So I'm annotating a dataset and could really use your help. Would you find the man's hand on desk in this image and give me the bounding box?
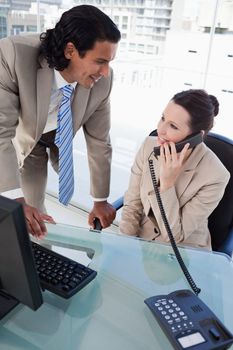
[89,201,116,229]
[15,197,56,239]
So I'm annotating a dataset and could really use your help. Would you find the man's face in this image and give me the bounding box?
[61,40,118,88]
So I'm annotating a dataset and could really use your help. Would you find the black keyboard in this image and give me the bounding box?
[31,242,97,299]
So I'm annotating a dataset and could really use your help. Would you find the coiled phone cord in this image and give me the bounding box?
[148,157,201,296]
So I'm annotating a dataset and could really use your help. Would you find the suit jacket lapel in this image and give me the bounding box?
[146,143,207,200]
[176,143,206,198]
[72,85,90,133]
[36,55,90,139]
[36,57,53,141]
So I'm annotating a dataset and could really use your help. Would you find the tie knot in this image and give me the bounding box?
[61,85,74,99]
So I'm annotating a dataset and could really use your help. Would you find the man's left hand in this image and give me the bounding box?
[88,201,116,229]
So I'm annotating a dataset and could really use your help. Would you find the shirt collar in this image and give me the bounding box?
[54,69,77,90]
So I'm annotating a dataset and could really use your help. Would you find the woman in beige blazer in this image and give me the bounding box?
[119,89,230,250]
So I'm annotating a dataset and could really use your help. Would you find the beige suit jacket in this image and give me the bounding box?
[119,136,230,250]
[0,34,113,198]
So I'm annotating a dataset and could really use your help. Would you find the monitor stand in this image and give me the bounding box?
[0,290,19,319]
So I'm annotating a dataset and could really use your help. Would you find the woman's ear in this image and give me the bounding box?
[64,42,76,59]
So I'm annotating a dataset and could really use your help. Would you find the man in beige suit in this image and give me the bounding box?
[0,5,121,237]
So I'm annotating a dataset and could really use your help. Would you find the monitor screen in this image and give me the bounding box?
[0,195,43,319]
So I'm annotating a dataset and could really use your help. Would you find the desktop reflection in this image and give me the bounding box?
[1,224,232,350]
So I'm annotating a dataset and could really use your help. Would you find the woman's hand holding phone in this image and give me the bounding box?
[159,141,190,193]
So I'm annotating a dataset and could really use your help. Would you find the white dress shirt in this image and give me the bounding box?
[44,70,77,133]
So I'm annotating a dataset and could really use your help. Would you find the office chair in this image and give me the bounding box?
[95,131,233,257]
[204,132,233,256]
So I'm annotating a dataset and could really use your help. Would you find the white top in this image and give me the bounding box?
[44,70,77,133]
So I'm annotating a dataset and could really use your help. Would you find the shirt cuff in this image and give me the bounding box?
[92,197,108,202]
[1,188,24,199]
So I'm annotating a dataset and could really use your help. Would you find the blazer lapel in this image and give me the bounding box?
[35,64,90,140]
[176,168,195,199]
[72,85,90,134]
[35,58,53,141]
[146,143,207,203]
[176,143,206,198]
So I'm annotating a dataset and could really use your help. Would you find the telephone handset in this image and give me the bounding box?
[153,132,203,157]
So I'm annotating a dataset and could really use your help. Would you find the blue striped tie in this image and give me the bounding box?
[55,85,74,205]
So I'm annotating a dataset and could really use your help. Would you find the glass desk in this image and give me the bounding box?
[1,223,233,350]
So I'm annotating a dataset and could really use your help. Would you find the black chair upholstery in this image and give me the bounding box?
[203,132,233,256]
[95,131,233,257]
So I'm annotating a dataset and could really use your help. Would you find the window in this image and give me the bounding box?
[0,16,7,39]
[26,25,37,32]
[1,0,233,213]
[122,15,128,23]
[11,25,24,35]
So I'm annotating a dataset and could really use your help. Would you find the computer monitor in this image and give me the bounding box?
[0,195,43,319]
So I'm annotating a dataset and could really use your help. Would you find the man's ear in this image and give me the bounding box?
[64,42,76,59]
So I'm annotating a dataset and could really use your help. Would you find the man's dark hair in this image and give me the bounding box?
[39,5,121,70]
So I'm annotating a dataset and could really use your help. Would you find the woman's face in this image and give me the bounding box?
[157,100,192,146]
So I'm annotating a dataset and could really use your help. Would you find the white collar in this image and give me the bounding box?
[54,69,77,90]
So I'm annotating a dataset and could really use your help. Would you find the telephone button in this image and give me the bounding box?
[209,327,221,340]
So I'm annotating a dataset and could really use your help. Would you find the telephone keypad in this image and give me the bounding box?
[153,297,193,333]
[145,290,233,350]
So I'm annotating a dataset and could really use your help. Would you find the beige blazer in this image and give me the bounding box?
[119,136,230,250]
[0,34,113,198]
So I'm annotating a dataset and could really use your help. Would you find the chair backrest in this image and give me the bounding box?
[204,132,233,251]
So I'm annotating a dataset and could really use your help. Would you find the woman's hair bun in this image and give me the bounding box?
[209,94,219,117]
